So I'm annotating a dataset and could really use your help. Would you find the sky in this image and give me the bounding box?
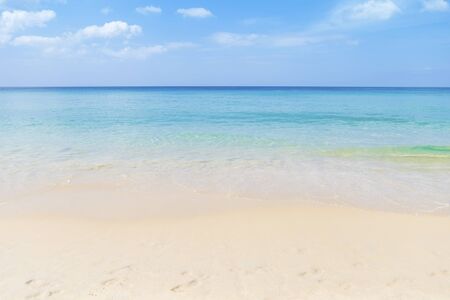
[0,0,449,86]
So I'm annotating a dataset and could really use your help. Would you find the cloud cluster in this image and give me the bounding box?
[10,18,192,59]
[12,34,59,46]
[12,20,141,44]
[76,21,141,39]
[0,9,54,44]
[176,7,213,18]
[10,20,142,56]
[0,3,203,59]
[422,0,449,11]
[136,6,161,15]
[0,0,67,7]
[211,1,400,49]
[346,0,400,20]
[2,1,448,60]
[330,0,401,27]
[210,1,403,50]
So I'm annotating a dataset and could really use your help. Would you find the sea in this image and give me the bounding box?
[1,87,449,214]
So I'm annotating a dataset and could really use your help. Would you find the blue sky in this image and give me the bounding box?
[0,0,449,86]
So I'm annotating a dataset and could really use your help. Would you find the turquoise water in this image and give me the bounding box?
[1,87,449,213]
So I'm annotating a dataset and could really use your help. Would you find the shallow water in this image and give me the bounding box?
[1,87,449,214]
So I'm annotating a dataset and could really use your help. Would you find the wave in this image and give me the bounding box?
[324,146,450,161]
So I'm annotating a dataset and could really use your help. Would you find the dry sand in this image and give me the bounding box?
[1,204,449,299]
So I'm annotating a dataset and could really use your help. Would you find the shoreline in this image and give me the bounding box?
[3,179,450,220]
[1,203,449,299]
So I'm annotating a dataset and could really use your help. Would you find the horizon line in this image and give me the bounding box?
[1,85,450,89]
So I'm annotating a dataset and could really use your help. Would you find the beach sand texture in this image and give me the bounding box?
[1,204,449,300]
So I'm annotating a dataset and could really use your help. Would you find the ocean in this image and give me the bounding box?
[1,87,449,214]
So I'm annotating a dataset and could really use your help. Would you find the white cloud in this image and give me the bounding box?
[211,31,346,48]
[210,2,399,50]
[0,10,54,34]
[211,32,262,46]
[104,42,195,59]
[176,7,213,18]
[136,6,161,15]
[304,0,401,33]
[12,34,60,46]
[12,20,193,59]
[12,20,142,56]
[75,21,141,39]
[211,2,400,50]
[13,21,142,47]
[11,34,66,53]
[422,0,449,11]
[0,9,55,44]
[0,0,66,5]
[335,0,400,22]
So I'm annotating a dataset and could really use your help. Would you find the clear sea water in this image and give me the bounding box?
[1,87,449,214]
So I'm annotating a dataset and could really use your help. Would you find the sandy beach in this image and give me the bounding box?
[1,202,449,300]
[2,0,450,297]
[1,87,450,299]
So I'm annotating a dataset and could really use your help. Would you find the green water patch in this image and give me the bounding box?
[324,146,450,163]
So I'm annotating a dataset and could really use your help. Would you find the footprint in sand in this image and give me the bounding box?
[108,264,133,275]
[99,277,131,289]
[25,279,48,288]
[170,279,199,293]
[298,271,308,277]
[25,292,42,299]
[298,267,322,279]
[170,273,208,293]
[429,269,448,277]
[101,265,134,287]
[88,264,135,296]
[24,279,63,299]
[386,278,400,287]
